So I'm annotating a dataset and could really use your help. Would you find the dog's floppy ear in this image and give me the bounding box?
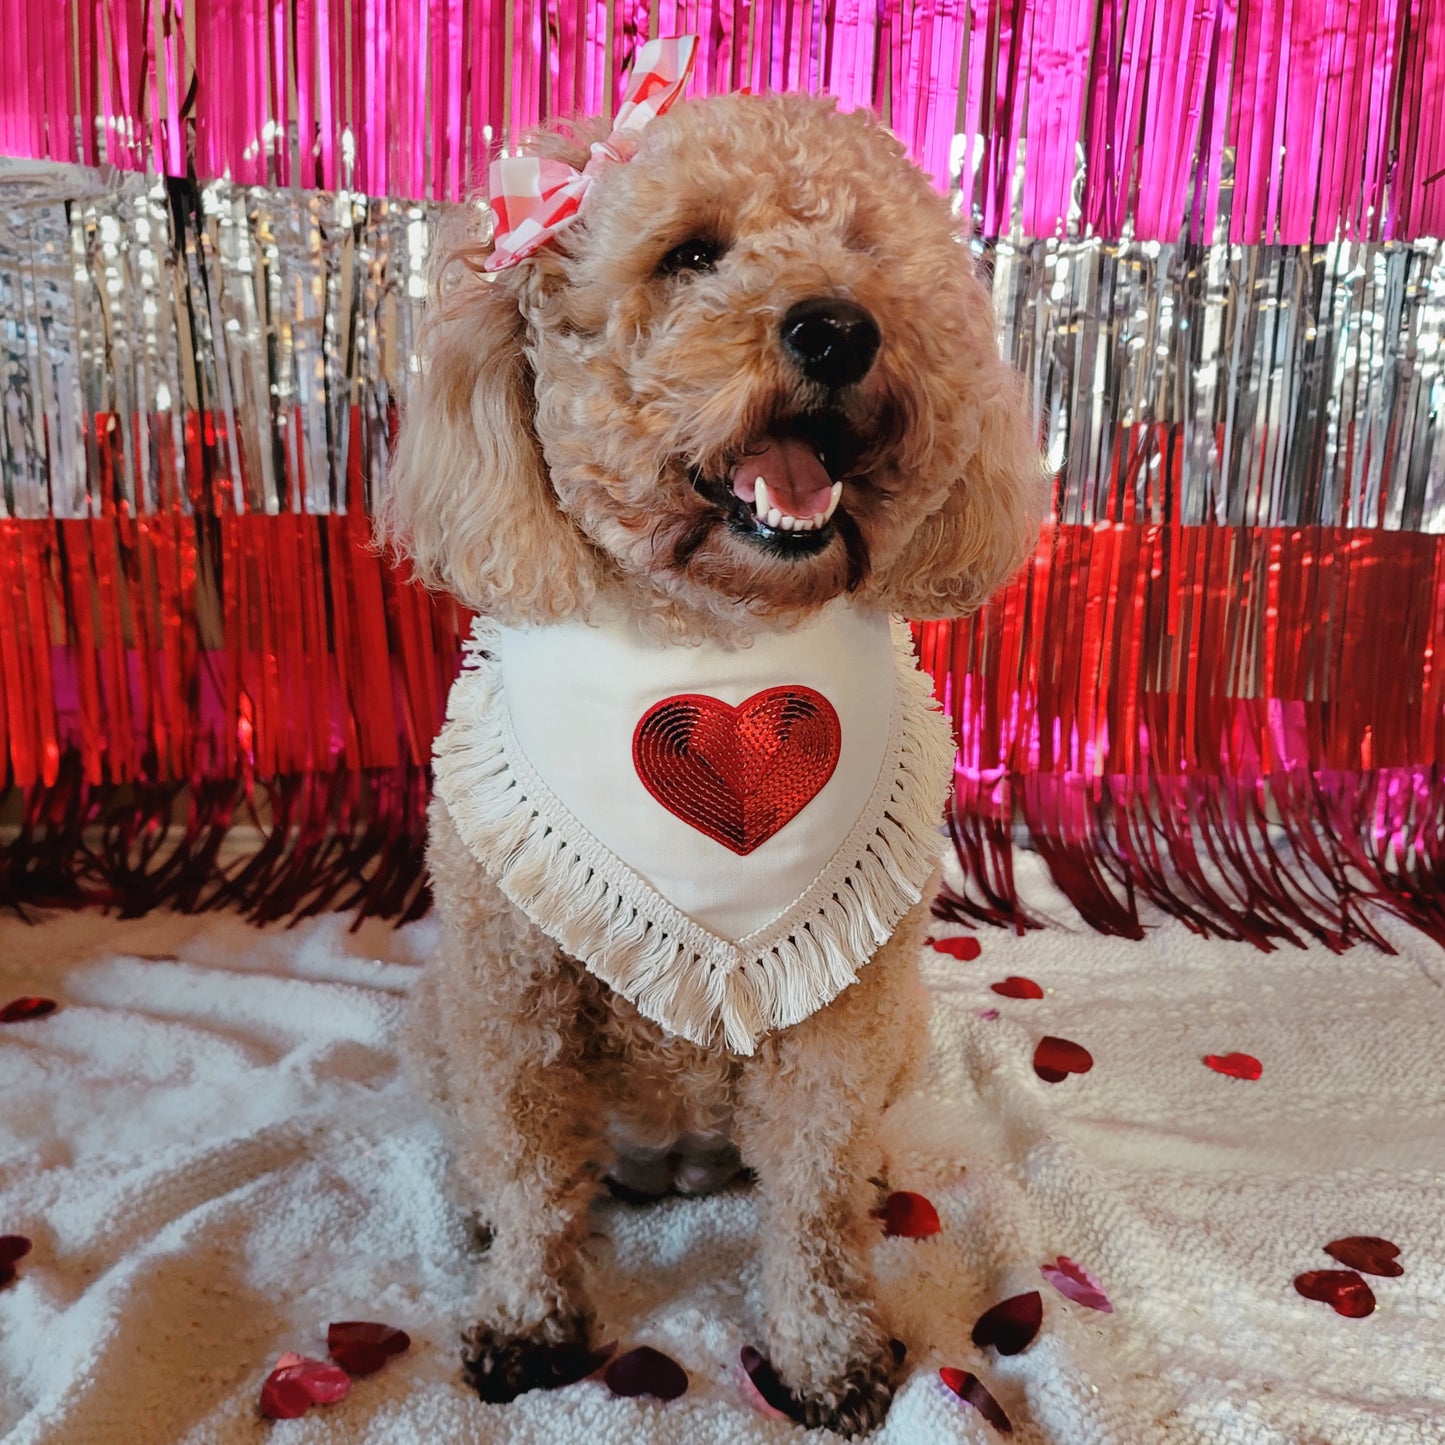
[376,220,600,621]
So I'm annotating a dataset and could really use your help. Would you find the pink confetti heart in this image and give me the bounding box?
[971,1291,1043,1355]
[1203,1052,1262,1080]
[991,976,1044,999]
[876,1190,942,1239]
[931,935,982,961]
[1323,1237,1403,1278]
[1040,1256,1113,1312]
[1033,1036,1093,1083]
[0,997,57,1024]
[259,1353,352,1419]
[939,1368,1013,1433]
[604,1345,688,1401]
[1294,1270,1376,1318]
[327,1321,411,1376]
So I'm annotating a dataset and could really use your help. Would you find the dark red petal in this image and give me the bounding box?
[931,936,982,961]
[939,1368,1013,1433]
[1203,1052,1263,1081]
[0,997,58,1024]
[880,1191,942,1239]
[1323,1237,1403,1277]
[991,977,1045,999]
[971,1291,1043,1355]
[1033,1037,1093,1081]
[1294,1270,1376,1317]
[327,1321,411,1376]
[739,1347,798,1421]
[0,1236,33,1267]
[1041,1256,1113,1312]
[604,1345,688,1401]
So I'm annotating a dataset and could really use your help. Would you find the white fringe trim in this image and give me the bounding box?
[432,616,956,1054]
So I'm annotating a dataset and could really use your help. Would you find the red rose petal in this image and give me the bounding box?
[1324,1237,1403,1277]
[0,997,58,1024]
[1294,1270,1376,1318]
[971,1291,1043,1355]
[1203,1052,1262,1081]
[604,1345,688,1401]
[1033,1037,1093,1082]
[327,1320,412,1376]
[878,1191,942,1239]
[1041,1256,1113,1312]
[931,935,982,961]
[939,1368,1013,1433]
[991,977,1045,999]
[0,1236,33,1267]
[259,1355,352,1419]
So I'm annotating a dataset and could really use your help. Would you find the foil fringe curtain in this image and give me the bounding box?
[2,5,1445,938]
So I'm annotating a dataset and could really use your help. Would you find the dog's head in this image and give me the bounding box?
[380,91,1042,635]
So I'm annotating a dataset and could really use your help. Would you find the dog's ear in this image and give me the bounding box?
[870,343,1045,620]
[376,221,600,620]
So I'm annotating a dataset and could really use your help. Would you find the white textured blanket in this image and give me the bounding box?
[2,856,1443,1444]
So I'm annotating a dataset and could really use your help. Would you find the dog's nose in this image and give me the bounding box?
[780,298,881,390]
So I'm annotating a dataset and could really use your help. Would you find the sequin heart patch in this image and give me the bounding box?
[632,687,841,855]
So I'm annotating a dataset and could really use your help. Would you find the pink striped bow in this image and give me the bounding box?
[485,35,699,272]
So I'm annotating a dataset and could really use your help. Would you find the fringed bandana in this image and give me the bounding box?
[432,605,957,1054]
[485,35,698,271]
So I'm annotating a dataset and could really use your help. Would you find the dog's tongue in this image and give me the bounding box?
[731,437,834,519]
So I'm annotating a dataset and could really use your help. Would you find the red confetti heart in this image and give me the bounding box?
[931,935,982,961]
[259,1353,352,1419]
[1203,1052,1262,1080]
[632,688,839,855]
[939,1368,1013,1434]
[0,1234,32,1289]
[1294,1270,1376,1318]
[327,1321,411,1376]
[971,1291,1043,1355]
[1323,1237,1403,1277]
[1040,1256,1113,1312]
[1033,1037,1093,1083]
[877,1191,942,1239]
[604,1345,688,1401]
[0,997,57,1024]
[991,976,1044,999]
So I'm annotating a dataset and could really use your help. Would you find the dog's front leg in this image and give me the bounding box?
[425,806,605,1403]
[736,930,926,1437]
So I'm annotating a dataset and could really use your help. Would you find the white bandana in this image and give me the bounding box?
[432,603,955,1053]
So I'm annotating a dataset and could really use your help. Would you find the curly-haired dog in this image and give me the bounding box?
[379,39,1040,1437]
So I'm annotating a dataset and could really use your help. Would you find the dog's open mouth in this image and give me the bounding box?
[690,413,864,556]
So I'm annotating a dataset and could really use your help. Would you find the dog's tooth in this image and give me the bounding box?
[792,515,812,532]
[766,507,783,529]
[754,477,771,519]
[821,481,844,523]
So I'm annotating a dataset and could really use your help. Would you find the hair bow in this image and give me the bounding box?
[485,35,699,272]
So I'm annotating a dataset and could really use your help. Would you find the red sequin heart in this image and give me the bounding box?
[931,935,982,961]
[1203,1052,1262,1080]
[1294,1270,1375,1317]
[259,1353,352,1419]
[1324,1237,1403,1277]
[876,1191,942,1238]
[632,688,840,855]
[971,1291,1043,1355]
[939,1368,1013,1433]
[991,976,1044,999]
[1033,1036,1093,1082]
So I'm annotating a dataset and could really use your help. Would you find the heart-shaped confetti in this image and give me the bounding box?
[877,1191,942,1239]
[0,1235,33,1289]
[939,1368,1013,1434]
[1203,1052,1262,1080]
[259,1353,352,1419]
[1294,1270,1376,1318]
[991,977,1044,999]
[1041,1256,1113,1312]
[604,1345,688,1401]
[0,997,57,1024]
[1324,1237,1403,1277]
[327,1321,411,1376]
[1033,1037,1093,1083]
[971,1291,1043,1355]
[931,935,982,961]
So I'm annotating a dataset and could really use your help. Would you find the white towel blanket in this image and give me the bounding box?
[2,855,1443,1444]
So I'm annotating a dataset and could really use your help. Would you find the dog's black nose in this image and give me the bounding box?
[781,298,881,390]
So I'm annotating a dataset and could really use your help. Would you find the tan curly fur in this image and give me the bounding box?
[380,88,1042,1436]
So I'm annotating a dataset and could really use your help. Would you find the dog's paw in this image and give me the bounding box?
[796,1359,897,1439]
[460,1318,603,1404]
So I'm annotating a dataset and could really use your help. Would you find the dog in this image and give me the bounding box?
[378,38,1040,1437]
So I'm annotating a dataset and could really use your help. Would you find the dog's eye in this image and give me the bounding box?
[656,238,723,278]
